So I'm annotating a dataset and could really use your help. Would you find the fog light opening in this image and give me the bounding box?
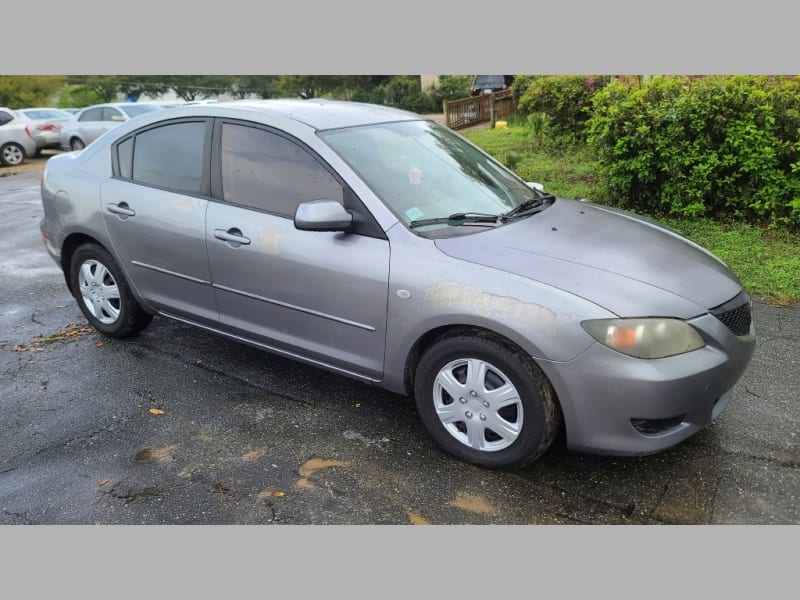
[630,415,685,436]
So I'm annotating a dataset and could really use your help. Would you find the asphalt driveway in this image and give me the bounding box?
[1,168,798,524]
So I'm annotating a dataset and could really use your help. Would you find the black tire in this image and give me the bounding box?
[70,137,85,151]
[69,242,153,338]
[413,330,561,470]
[0,142,26,166]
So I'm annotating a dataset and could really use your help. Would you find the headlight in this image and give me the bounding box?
[581,318,705,359]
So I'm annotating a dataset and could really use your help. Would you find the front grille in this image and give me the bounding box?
[711,298,752,336]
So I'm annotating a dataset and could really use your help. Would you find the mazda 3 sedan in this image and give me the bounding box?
[39,100,756,469]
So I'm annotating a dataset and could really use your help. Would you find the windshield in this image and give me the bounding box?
[474,75,505,86]
[319,120,539,231]
[120,104,162,118]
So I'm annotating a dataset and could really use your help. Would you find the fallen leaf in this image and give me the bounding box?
[212,482,231,495]
[355,403,361,408]
[96,342,104,348]
[12,345,26,352]
[407,511,431,525]
[98,479,111,487]
[271,491,285,497]
[450,493,496,515]
[148,408,165,415]
[298,458,350,479]
[241,449,265,461]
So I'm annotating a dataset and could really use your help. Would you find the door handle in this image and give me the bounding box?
[107,202,136,217]
[214,228,251,246]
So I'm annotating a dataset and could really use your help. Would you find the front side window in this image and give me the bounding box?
[131,121,206,194]
[102,107,125,122]
[220,123,343,217]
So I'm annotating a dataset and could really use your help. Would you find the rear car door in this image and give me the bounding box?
[101,118,218,323]
[205,119,390,380]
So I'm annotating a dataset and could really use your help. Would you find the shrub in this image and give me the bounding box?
[352,76,438,114]
[587,75,800,228]
[510,75,540,102]
[518,75,610,141]
[436,75,472,101]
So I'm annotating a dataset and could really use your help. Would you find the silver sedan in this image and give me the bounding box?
[39,100,756,469]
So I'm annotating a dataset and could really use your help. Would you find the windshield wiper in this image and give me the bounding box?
[503,193,556,219]
[409,212,505,229]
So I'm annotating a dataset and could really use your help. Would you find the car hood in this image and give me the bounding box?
[434,198,743,319]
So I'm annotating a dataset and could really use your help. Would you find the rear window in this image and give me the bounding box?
[21,109,71,120]
[120,104,162,118]
[474,75,505,86]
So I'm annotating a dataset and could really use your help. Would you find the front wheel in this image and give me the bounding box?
[69,242,153,338]
[0,142,26,166]
[413,331,561,470]
[70,137,85,151]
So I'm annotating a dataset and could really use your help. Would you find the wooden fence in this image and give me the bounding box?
[443,90,517,130]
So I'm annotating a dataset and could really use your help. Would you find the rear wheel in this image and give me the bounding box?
[0,142,26,166]
[70,137,85,151]
[413,331,561,470]
[69,242,153,338]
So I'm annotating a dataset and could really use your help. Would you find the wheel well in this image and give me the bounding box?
[403,325,534,398]
[60,233,100,294]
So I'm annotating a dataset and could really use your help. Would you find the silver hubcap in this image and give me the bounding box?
[433,358,523,452]
[2,145,23,165]
[72,139,84,150]
[78,259,121,324]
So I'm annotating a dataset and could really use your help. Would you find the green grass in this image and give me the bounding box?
[463,125,800,306]
[463,127,603,201]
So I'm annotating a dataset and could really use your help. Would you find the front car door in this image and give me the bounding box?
[76,107,106,144]
[102,118,218,323]
[205,119,390,380]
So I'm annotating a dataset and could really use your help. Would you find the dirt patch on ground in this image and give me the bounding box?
[0,151,60,178]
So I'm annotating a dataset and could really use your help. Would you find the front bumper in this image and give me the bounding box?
[539,311,756,455]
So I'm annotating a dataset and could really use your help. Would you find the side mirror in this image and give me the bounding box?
[294,199,353,232]
[526,181,544,192]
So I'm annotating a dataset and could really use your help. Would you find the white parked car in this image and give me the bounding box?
[58,102,165,151]
[0,118,36,166]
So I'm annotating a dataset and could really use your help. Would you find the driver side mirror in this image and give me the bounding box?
[294,199,353,232]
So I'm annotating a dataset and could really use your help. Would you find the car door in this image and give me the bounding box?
[205,119,390,380]
[75,107,106,144]
[101,118,219,323]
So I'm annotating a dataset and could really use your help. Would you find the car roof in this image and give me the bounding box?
[218,99,421,130]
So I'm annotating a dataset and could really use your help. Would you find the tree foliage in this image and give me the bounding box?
[0,76,66,107]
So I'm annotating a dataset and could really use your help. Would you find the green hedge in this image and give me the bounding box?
[587,76,800,228]
[517,75,610,141]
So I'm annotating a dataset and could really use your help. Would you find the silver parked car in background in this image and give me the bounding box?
[0,115,37,166]
[39,100,756,469]
[59,102,165,151]
[15,108,75,155]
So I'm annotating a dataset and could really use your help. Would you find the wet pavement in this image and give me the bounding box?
[1,169,798,524]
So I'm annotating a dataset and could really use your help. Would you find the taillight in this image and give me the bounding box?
[24,125,32,138]
[37,123,56,131]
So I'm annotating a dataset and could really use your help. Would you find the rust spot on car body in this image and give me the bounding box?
[423,282,558,335]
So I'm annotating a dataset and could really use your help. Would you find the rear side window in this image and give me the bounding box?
[132,122,206,194]
[220,123,343,217]
[117,137,133,179]
[0,111,13,126]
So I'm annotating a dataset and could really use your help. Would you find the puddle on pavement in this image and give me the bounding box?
[407,511,431,525]
[134,445,178,464]
[296,458,350,489]
[450,493,496,515]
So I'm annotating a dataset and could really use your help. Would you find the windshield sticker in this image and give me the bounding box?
[408,167,423,185]
[405,206,424,221]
